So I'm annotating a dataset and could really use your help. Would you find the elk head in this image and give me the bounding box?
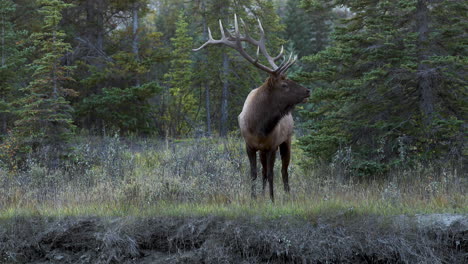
[266,75,310,108]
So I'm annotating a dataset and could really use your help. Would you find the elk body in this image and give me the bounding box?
[194,15,310,202]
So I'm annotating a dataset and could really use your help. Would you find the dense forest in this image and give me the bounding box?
[0,0,466,176]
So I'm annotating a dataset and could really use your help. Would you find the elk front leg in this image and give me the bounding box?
[279,141,291,193]
[260,151,267,196]
[246,145,257,199]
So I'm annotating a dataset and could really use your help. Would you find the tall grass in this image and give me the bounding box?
[0,135,466,218]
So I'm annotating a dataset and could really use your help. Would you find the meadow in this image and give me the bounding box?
[1,135,466,219]
[0,136,466,263]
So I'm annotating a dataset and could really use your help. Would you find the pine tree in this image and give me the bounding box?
[299,0,466,176]
[13,0,75,165]
[164,11,197,136]
[0,0,29,136]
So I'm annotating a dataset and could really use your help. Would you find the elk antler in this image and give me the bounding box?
[193,14,297,75]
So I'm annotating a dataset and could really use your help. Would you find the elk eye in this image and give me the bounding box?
[281,84,287,89]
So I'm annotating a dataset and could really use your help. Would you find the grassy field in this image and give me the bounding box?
[0,135,466,219]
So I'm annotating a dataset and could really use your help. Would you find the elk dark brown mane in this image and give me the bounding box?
[194,15,310,202]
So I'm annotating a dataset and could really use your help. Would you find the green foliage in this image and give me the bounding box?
[69,1,168,135]
[298,0,466,176]
[0,0,30,136]
[283,0,332,58]
[164,11,197,136]
[10,0,75,167]
[78,82,162,134]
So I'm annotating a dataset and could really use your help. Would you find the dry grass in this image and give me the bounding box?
[1,213,466,263]
[0,135,466,218]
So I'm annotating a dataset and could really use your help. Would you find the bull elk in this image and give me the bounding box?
[193,15,310,202]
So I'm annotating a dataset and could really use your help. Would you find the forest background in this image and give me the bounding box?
[0,0,466,180]
[0,2,466,262]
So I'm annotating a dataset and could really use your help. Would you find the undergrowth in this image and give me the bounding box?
[0,135,466,219]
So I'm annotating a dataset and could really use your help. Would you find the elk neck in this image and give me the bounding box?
[245,79,295,137]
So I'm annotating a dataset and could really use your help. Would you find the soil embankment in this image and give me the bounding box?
[0,214,466,263]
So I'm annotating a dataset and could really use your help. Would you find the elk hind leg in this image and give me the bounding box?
[246,145,257,199]
[279,141,291,193]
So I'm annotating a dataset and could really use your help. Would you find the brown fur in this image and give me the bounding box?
[238,74,310,202]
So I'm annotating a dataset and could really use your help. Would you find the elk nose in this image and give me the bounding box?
[306,89,311,96]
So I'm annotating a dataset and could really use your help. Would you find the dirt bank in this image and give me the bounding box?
[0,214,466,263]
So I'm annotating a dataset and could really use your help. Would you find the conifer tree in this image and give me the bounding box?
[299,0,466,176]
[164,11,196,136]
[0,0,28,136]
[13,0,75,163]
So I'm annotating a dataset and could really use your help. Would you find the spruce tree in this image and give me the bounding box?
[0,0,28,136]
[299,0,466,176]
[164,11,196,136]
[13,0,75,165]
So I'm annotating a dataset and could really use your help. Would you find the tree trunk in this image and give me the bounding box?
[416,0,435,127]
[132,3,139,57]
[86,0,95,46]
[201,0,211,136]
[205,83,211,137]
[52,30,58,99]
[1,12,4,66]
[1,12,5,134]
[88,0,103,53]
[1,115,5,135]
[86,0,105,132]
[132,2,140,86]
[220,53,229,137]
